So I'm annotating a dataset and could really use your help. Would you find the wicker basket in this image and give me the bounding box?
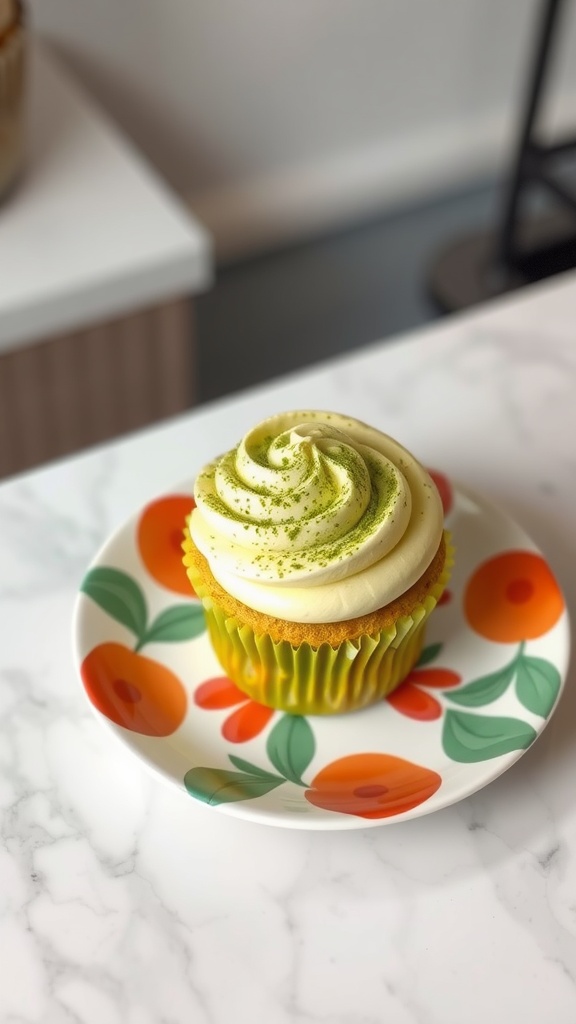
[0,0,26,201]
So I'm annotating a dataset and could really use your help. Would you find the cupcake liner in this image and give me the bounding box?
[184,537,453,715]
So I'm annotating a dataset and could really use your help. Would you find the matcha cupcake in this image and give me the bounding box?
[183,411,452,715]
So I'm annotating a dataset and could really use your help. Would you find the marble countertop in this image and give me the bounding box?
[1,270,575,1023]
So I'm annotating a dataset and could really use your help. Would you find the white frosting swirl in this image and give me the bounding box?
[190,411,443,623]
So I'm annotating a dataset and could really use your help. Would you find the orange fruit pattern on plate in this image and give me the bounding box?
[137,494,194,596]
[305,752,441,819]
[81,642,187,736]
[464,550,564,643]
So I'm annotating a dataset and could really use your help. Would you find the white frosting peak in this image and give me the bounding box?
[190,412,443,622]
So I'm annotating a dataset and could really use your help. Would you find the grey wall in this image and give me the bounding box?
[30,1,576,259]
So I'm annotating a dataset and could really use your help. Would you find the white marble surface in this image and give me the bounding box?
[1,270,576,1023]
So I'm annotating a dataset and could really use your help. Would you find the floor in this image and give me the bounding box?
[195,178,500,404]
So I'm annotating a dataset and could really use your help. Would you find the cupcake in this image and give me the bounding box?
[183,411,452,715]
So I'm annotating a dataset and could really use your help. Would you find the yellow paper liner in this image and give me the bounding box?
[184,535,453,716]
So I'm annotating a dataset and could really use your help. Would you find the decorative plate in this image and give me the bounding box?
[72,474,570,830]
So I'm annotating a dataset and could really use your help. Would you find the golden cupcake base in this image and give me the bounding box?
[184,535,453,716]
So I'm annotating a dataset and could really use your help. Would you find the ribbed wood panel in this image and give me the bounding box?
[0,297,195,478]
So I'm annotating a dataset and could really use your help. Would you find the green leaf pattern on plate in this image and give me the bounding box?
[184,766,285,805]
[417,643,444,667]
[82,566,205,650]
[444,659,517,708]
[138,604,206,649]
[442,710,537,763]
[82,567,148,641]
[266,715,315,786]
[437,642,561,762]
[228,755,286,781]
[516,656,561,717]
[183,724,318,806]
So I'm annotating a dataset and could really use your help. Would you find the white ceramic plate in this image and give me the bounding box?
[72,476,570,830]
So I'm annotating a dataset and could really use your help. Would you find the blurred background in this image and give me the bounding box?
[2,0,576,476]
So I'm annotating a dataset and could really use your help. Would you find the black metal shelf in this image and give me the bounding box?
[429,0,576,312]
